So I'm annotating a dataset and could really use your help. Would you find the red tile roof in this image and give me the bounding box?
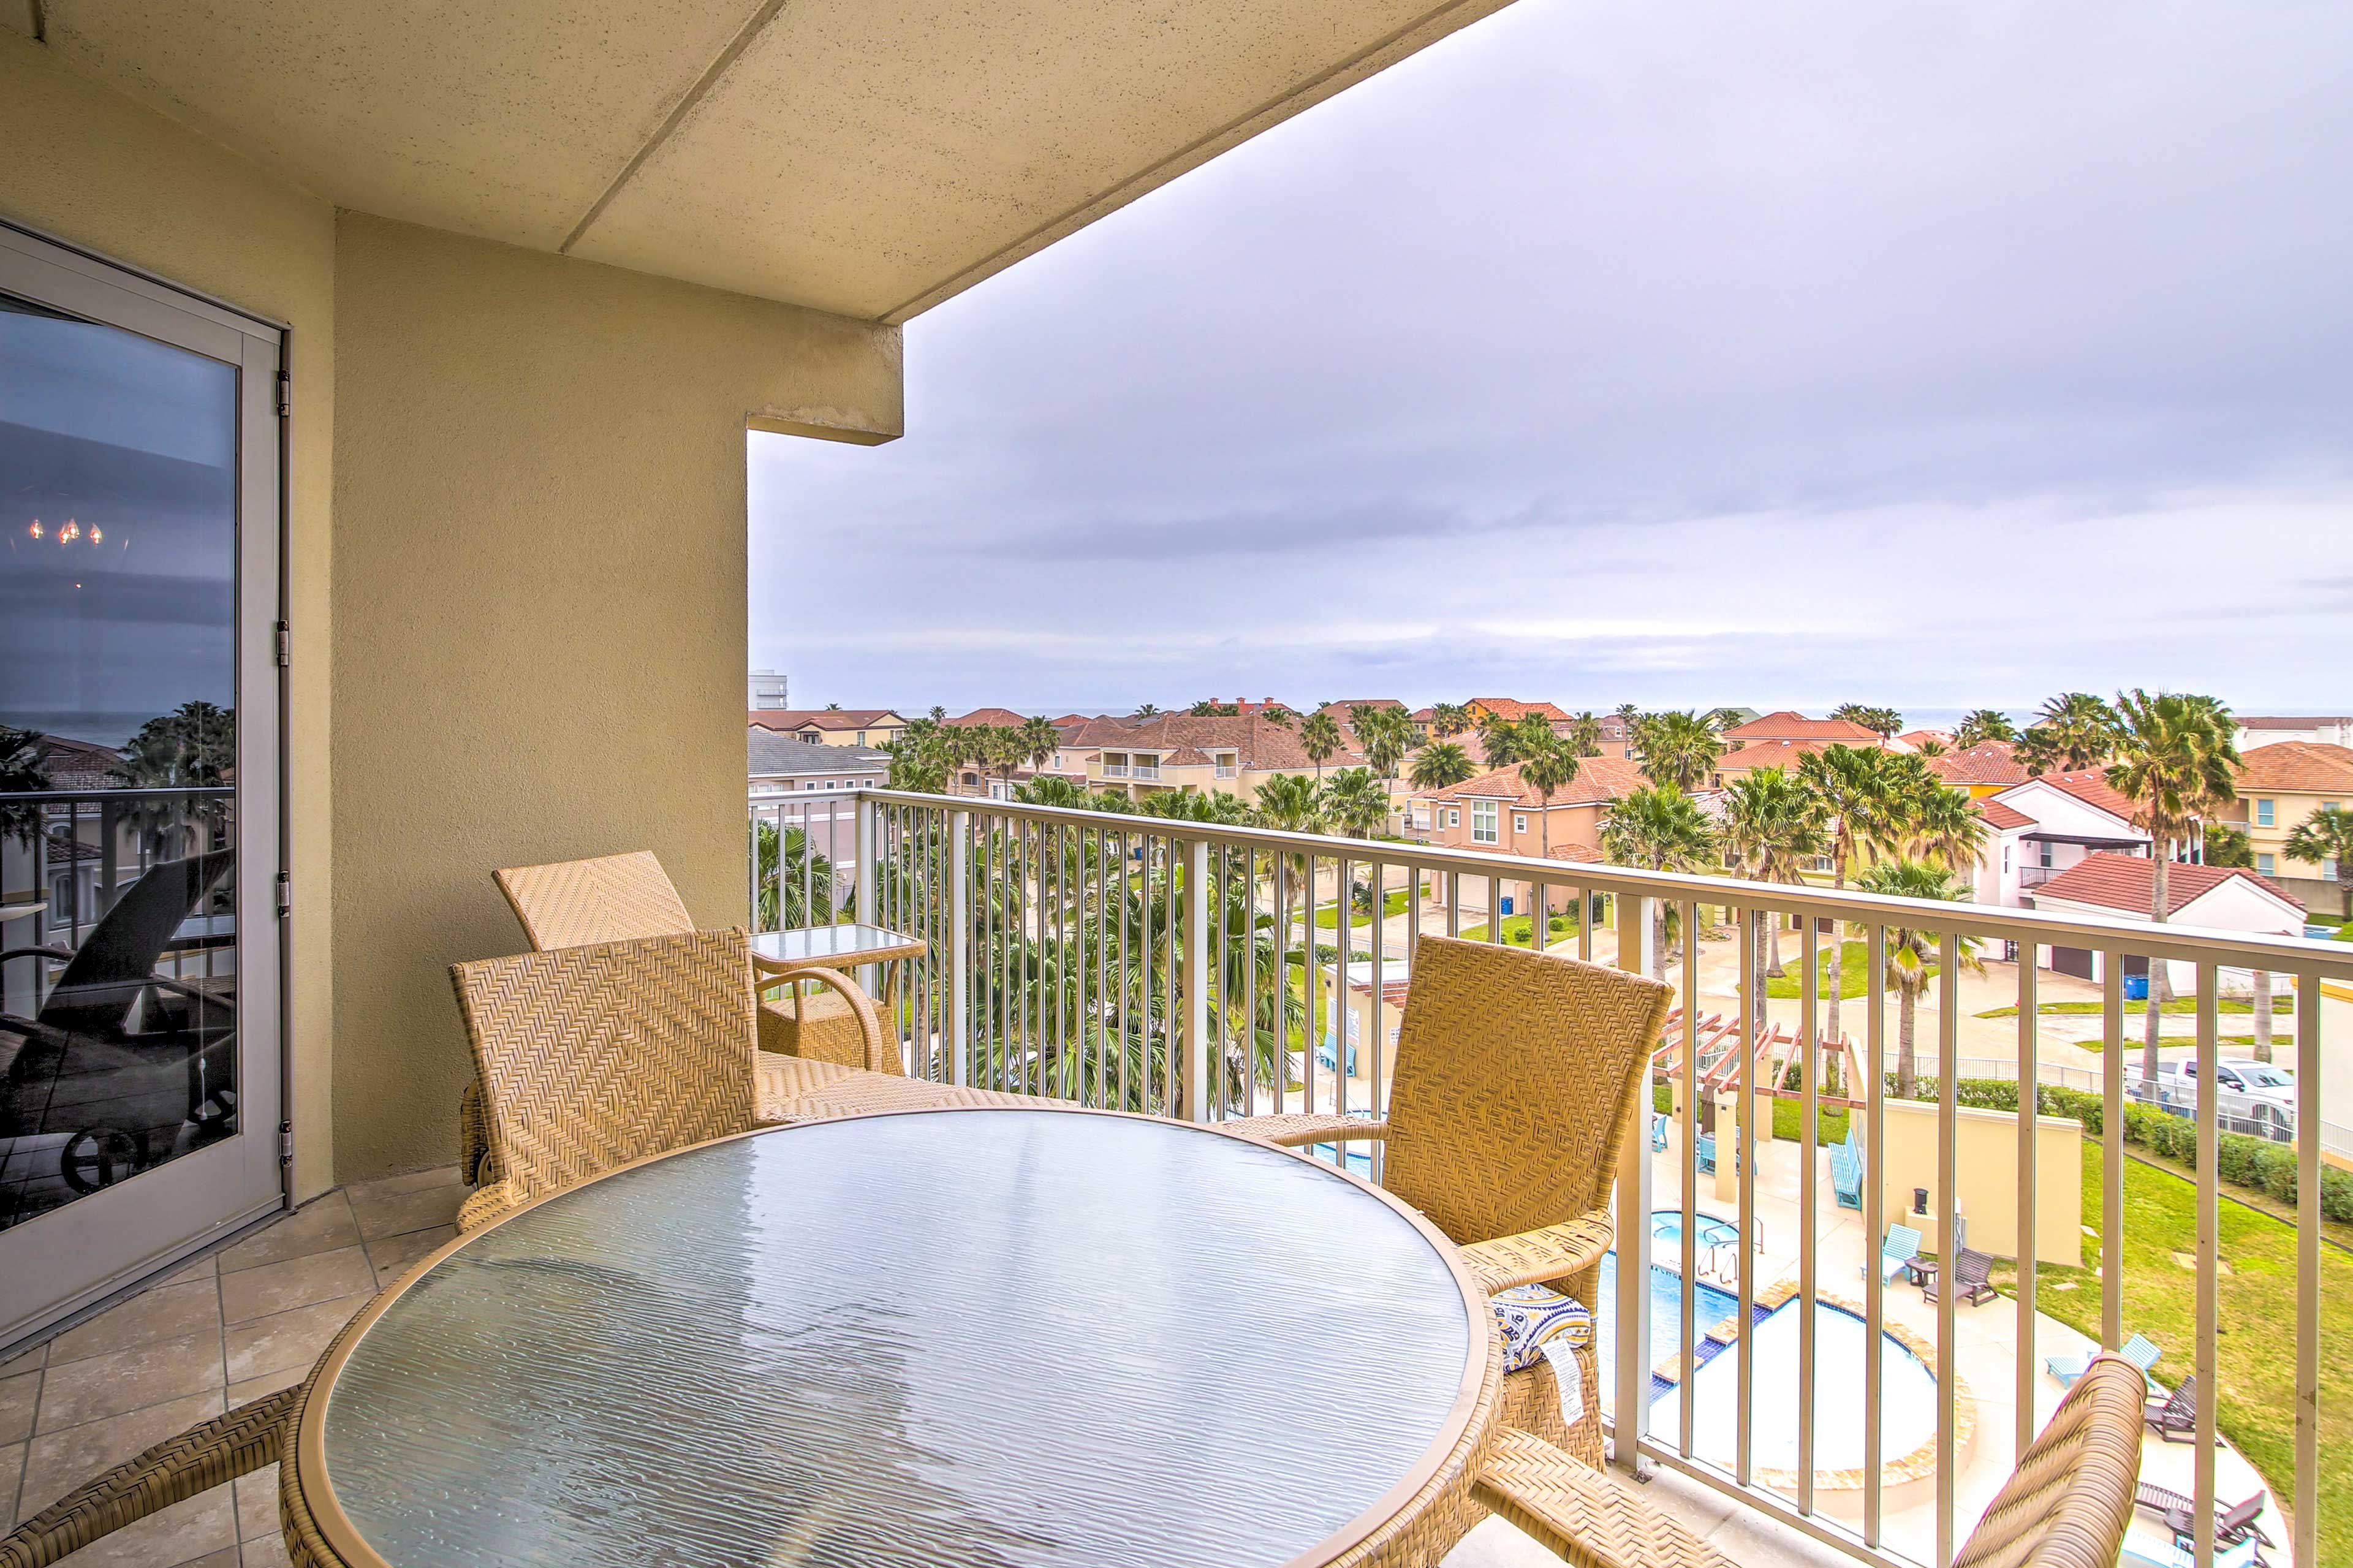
[2235,741,2353,795]
[1471,698,1573,724]
[1927,741,2031,787]
[2031,852,2302,921]
[748,708,903,732]
[1976,800,2034,831]
[2240,715,2353,729]
[1715,738,1833,773]
[1417,756,1647,808]
[2028,769,2142,822]
[1898,729,1953,748]
[945,707,1030,728]
[1065,713,1364,772]
[1721,710,1882,743]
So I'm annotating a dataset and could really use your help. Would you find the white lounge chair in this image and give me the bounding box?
[2049,1332,2159,1387]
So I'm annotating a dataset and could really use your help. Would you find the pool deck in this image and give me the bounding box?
[1623,1123,2280,1565]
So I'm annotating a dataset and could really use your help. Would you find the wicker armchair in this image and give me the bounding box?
[1226,935,1673,1470]
[463,850,897,1183]
[1471,1352,2146,1568]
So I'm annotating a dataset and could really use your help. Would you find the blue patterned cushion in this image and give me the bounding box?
[1491,1284,1593,1373]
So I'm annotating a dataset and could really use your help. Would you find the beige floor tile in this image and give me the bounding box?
[189,1552,242,1568]
[345,1165,460,1203]
[0,1369,36,1445]
[216,1197,359,1277]
[365,1225,455,1286]
[20,1391,224,1516]
[54,1487,238,1568]
[233,1466,278,1540]
[2,1438,22,1528]
[225,1363,309,1408]
[349,1183,464,1243]
[223,1296,370,1385]
[241,1529,294,1568]
[219,1249,373,1327]
[36,1329,225,1433]
[48,1281,223,1366]
[158,1252,220,1286]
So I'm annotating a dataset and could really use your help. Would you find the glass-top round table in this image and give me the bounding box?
[286,1109,1495,1568]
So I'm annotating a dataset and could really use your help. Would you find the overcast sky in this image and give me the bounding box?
[749,0,2352,722]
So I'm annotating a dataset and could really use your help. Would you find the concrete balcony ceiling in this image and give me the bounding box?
[9,0,1516,322]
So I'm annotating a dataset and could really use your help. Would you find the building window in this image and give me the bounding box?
[2257,853,2276,876]
[1472,800,1499,844]
[2256,798,2275,828]
[2324,857,2340,881]
[2002,846,2010,874]
[855,732,867,746]
[2038,841,2053,869]
[1514,814,1529,835]
[1447,809,1460,829]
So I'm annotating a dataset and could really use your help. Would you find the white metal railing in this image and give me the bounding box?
[749,787,2346,1568]
[1101,763,1130,778]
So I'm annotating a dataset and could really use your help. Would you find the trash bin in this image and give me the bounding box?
[1499,896,1514,915]
[2123,974,2150,1002]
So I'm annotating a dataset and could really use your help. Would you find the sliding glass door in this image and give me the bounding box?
[0,223,284,1346]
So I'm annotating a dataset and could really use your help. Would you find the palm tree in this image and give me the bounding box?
[1518,738,1579,865]
[1599,784,1718,979]
[1017,715,1061,775]
[0,724,45,849]
[2284,804,2353,922]
[1321,767,1390,839]
[2015,692,2120,775]
[2106,689,2238,1082]
[1252,772,1325,914]
[882,734,948,794]
[753,820,837,928]
[1430,702,1472,739]
[113,702,236,854]
[1830,703,1903,740]
[1902,781,1990,873]
[1563,711,1604,759]
[1955,709,2018,746]
[1851,858,1983,1098]
[1796,744,1904,1045]
[1298,711,1343,781]
[1476,713,1531,767]
[1632,710,1725,793]
[1409,741,1475,792]
[1914,738,1948,758]
[1352,706,1413,782]
[1133,703,1162,719]
[1718,767,1827,990]
[1012,775,1095,811]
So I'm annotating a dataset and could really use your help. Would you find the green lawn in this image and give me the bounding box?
[1457,911,1581,949]
[1977,998,2294,1019]
[1764,940,1879,999]
[1313,887,1411,929]
[1990,1143,2351,1565]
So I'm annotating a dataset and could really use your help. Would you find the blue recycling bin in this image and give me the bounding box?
[2123,974,2150,1002]
[1499,896,1514,915]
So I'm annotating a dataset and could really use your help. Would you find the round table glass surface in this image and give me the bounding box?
[314,1110,1479,1568]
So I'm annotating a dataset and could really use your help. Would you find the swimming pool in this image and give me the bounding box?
[1588,1257,1946,1477]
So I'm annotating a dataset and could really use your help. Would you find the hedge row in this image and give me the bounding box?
[1650,1074,2353,1221]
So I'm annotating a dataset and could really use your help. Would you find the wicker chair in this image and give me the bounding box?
[1472,1352,2146,1568]
[461,850,900,1183]
[1226,935,1673,1471]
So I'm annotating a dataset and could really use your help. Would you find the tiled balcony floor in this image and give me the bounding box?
[1,1169,463,1568]
[0,1165,1828,1568]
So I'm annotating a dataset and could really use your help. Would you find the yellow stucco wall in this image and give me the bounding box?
[1881,1100,2083,1268]
[1,32,341,1199]
[330,214,901,1178]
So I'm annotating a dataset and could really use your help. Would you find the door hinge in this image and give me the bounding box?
[274,621,290,668]
[276,371,291,419]
[275,871,292,918]
[279,1121,294,1167]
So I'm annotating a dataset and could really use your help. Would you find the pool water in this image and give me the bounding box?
[1590,1257,1944,1475]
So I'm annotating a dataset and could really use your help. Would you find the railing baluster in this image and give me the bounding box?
[2194,961,2219,1567]
[1798,910,1819,1517]
[947,807,970,1088]
[1935,931,1959,1568]
[1863,922,1886,1548]
[1303,853,1318,1126]
[1677,905,1700,1461]
[2102,958,2123,1349]
[1737,906,1758,1491]
[1184,836,1209,1123]
[2014,952,2037,1464]
[1612,889,1654,1477]
[2293,969,2320,1568]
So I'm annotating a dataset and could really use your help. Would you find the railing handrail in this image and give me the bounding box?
[839,787,2353,977]
[1,787,235,803]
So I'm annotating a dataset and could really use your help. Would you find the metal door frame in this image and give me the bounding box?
[0,219,289,1347]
